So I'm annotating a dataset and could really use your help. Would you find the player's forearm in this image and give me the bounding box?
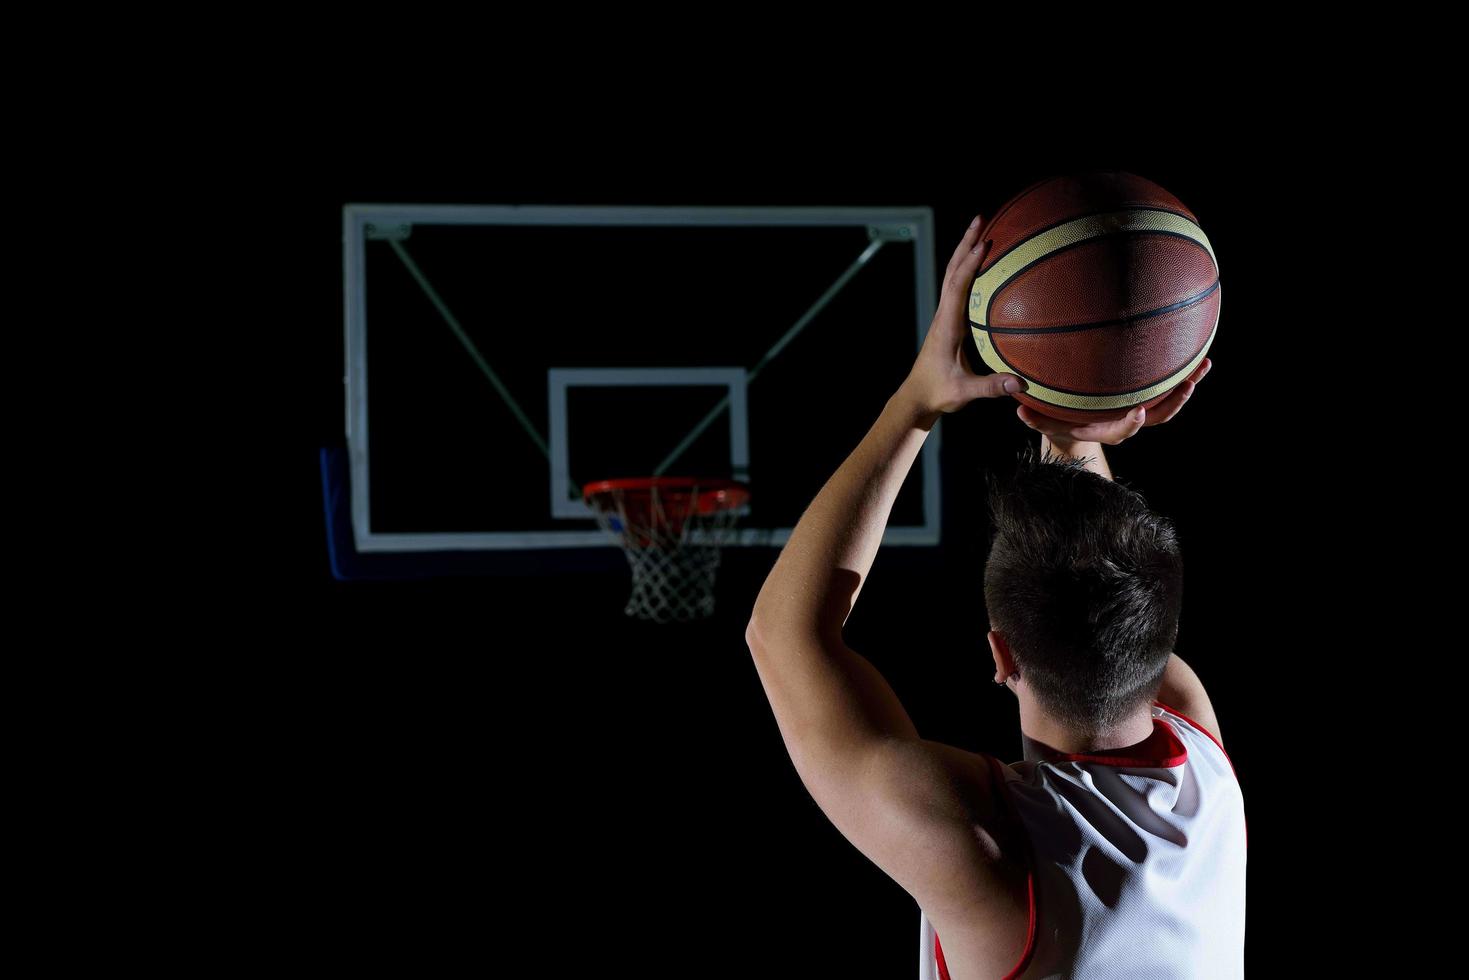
[1041,435,1112,481]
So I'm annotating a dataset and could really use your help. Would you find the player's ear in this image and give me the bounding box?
[988,629,1015,685]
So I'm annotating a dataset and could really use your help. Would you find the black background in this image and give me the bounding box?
[211,114,1390,975]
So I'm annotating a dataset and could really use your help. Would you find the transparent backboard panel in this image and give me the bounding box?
[344,206,941,555]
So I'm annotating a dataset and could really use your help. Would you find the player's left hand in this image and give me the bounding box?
[900,214,1027,416]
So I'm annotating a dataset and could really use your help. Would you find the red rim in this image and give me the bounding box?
[582,477,750,514]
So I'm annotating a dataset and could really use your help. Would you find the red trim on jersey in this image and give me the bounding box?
[934,754,1038,980]
[1152,699,1247,849]
[1151,700,1232,773]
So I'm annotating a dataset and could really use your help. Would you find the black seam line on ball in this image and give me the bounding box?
[982,206,1204,271]
[982,175,1059,239]
[979,278,1221,337]
[985,230,1215,330]
[977,316,1217,401]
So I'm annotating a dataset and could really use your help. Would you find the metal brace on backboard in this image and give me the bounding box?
[365,222,413,241]
[867,223,917,242]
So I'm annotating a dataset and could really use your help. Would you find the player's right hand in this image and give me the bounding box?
[1016,358,1212,447]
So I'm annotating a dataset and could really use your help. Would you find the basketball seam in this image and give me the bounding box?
[983,311,1217,401]
[980,278,1221,336]
[982,174,1061,245]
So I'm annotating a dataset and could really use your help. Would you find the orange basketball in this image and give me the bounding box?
[968,171,1219,424]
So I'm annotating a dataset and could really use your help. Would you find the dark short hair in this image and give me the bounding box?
[983,444,1183,734]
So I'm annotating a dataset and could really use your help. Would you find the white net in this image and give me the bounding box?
[584,481,747,623]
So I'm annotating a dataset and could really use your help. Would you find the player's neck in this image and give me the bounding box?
[1018,703,1155,761]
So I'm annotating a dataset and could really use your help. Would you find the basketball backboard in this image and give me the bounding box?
[328,205,945,578]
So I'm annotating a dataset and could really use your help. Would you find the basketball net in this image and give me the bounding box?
[582,478,750,623]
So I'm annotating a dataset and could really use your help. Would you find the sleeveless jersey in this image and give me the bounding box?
[918,700,1247,979]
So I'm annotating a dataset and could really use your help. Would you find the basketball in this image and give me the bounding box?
[968,171,1219,424]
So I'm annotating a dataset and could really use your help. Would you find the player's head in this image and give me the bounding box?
[982,444,1183,735]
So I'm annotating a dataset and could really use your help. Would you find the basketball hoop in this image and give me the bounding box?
[582,477,751,623]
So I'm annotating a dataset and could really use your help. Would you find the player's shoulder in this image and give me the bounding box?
[887,740,1025,850]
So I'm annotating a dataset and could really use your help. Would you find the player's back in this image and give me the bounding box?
[920,700,1247,979]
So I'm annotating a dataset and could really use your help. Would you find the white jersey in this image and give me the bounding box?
[919,700,1247,979]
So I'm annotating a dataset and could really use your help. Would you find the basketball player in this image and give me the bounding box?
[745,215,1237,978]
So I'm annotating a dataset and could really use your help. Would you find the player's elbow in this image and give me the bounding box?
[744,616,763,653]
[746,615,783,657]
